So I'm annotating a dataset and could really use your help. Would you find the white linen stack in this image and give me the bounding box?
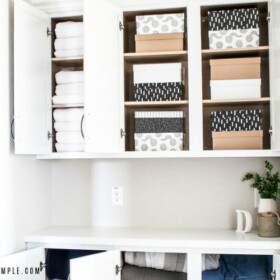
[54,21,84,58]
[53,70,84,105]
[53,108,85,152]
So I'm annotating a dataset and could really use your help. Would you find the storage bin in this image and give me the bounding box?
[134,83,184,101]
[135,111,184,134]
[133,63,184,101]
[211,110,262,132]
[212,130,263,150]
[208,8,259,31]
[134,63,183,84]
[210,79,261,100]
[208,8,259,49]
[135,33,184,52]
[210,57,260,80]
[209,28,259,49]
[136,13,185,35]
[134,133,184,151]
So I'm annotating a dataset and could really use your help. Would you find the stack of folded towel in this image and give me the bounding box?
[53,108,85,152]
[54,21,84,58]
[53,70,84,105]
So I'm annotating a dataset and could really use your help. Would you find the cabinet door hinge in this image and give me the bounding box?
[48,131,54,140]
[267,12,271,22]
[120,128,126,138]
[47,27,53,36]
[269,126,273,136]
[115,265,122,275]
[119,21,125,31]
[39,261,47,272]
[271,270,276,280]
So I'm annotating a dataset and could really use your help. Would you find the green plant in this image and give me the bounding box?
[242,160,280,200]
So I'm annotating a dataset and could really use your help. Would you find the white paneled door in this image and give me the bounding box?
[0,248,45,280]
[70,250,122,280]
[269,0,280,150]
[14,0,52,154]
[84,0,124,153]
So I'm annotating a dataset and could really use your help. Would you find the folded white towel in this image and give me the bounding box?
[53,108,84,122]
[54,48,84,58]
[54,122,81,132]
[56,83,84,96]
[54,37,84,51]
[56,71,84,85]
[52,95,84,105]
[55,143,85,152]
[56,132,84,144]
[55,21,83,39]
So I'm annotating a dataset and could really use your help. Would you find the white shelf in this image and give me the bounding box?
[25,226,280,253]
[36,150,280,160]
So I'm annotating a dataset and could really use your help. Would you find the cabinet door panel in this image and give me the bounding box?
[14,0,52,154]
[70,250,121,280]
[269,0,280,150]
[0,248,45,280]
[84,0,124,153]
[273,253,280,279]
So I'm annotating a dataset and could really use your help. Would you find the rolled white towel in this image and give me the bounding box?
[55,21,83,39]
[56,71,84,85]
[54,37,83,51]
[53,108,84,122]
[55,143,84,152]
[56,83,84,95]
[54,121,81,132]
[56,132,84,144]
[52,95,84,105]
[54,48,84,58]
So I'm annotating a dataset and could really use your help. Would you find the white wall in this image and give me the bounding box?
[52,158,280,230]
[0,0,53,257]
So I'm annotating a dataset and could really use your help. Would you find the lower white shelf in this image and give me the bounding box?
[25,226,280,254]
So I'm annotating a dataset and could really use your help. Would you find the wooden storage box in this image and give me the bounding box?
[210,57,261,80]
[212,130,263,150]
[135,33,184,53]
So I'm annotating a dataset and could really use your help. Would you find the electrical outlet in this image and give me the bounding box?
[111,187,123,206]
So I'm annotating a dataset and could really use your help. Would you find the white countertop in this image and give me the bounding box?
[25,226,280,254]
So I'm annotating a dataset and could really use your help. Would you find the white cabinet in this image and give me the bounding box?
[13,0,280,158]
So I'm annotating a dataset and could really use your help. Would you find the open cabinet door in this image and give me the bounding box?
[84,0,124,153]
[70,250,122,280]
[273,253,280,279]
[269,0,280,150]
[14,0,52,154]
[0,248,45,280]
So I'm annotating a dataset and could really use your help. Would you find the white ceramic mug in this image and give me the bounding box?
[236,209,253,233]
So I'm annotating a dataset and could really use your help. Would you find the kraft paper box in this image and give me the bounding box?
[210,57,260,80]
[135,33,184,52]
[212,130,263,150]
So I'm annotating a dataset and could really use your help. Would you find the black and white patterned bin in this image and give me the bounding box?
[208,8,259,49]
[211,109,262,132]
[133,63,184,102]
[134,111,184,151]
